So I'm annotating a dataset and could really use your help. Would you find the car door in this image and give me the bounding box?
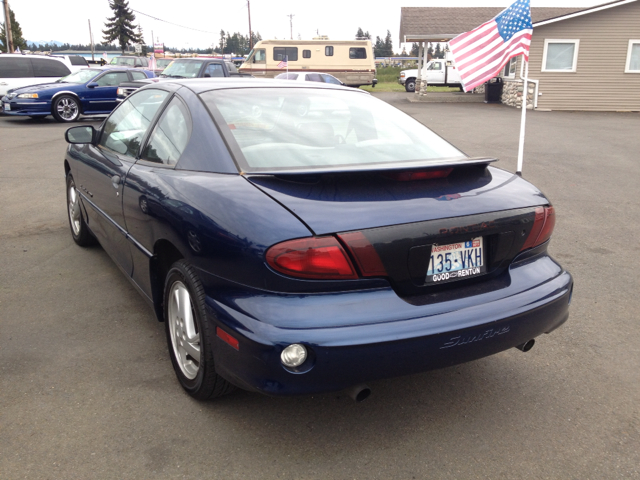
[82,70,131,113]
[75,88,171,275]
[426,61,445,84]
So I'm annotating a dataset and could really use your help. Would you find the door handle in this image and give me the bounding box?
[111,174,121,189]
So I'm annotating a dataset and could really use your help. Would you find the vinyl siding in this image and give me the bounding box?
[527,1,640,111]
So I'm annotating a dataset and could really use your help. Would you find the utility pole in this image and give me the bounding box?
[247,0,253,50]
[3,0,15,53]
[88,19,95,61]
[287,14,294,40]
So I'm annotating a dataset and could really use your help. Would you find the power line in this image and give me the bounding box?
[131,8,217,34]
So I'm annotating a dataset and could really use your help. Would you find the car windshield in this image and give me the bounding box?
[160,60,204,78]
[110,57,136,66]
[157,59,173,68]
[57,69,100,84]
[200,88,466,173]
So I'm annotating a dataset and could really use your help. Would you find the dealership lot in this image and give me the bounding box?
[1,95,639,478]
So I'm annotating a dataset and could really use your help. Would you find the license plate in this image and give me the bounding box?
[4,103,10,111]
[426,237,486,284]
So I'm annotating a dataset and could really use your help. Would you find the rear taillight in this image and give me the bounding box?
[337,231,388,277]
[521,206,556,251]
[266,237,358,280]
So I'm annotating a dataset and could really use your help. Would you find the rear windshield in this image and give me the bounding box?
[200,88,465,173]
[69,56,89,66]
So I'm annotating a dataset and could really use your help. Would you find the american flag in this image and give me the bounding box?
[277,56,288,69]
[449,0,532,92]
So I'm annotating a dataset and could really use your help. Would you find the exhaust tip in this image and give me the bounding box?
[345,384,371,403]
[516,339,535,352]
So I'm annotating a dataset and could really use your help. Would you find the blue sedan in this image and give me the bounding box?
[1,67,155,122]
[63,79,573,402]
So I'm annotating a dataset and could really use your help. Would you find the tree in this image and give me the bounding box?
[434,43,443,59]
[383,30,393,56]
[102,0,143,54]
[137,26,147,56]
[410,43,419,56]
[0,8,28,52]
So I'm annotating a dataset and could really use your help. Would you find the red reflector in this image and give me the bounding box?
[383,168,453,181]
[216,327,239,350]
[337,231,388,277]
[266,237,358,280]
[521,206,556,251]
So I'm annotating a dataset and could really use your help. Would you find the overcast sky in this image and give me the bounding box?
[11,0,605,51]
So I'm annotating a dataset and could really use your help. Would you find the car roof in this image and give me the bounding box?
[0,53,66,62]
[141,78,366,94]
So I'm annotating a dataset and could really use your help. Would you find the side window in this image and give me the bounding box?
[302,50,311,59]
[349,48,367,59]
[31,58,70,77]
[502,57,517,78]
[624,40,639,73]
[69,56,88,66]
[305,73,323,82]
[0,57,33,78]
[131,71,147,80]
[273,47,298,62]
[253,49,266,63]
[95,72,130,86]
[205,63,224,77]
[325,46,334,56]
[142,96,192,166]
[99,89,169,158]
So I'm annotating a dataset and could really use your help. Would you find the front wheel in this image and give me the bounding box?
[52,95,80,122]
[164,260,235,400]
[405,79,416,93]
[66,174,96,246]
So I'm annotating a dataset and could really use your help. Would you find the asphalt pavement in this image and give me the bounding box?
[1,96,639,479]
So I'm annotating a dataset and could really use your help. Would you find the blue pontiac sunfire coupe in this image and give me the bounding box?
[1,67,154,122]
[63,79,573,401]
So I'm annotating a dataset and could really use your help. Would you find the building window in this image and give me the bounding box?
[274,47,298,62]
[542,39,579,72]
[625,40,640,73]
[502,57,517,78]
[325,46,334,56]
[303,49,311,59]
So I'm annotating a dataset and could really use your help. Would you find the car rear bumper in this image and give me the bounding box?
[204,254,573,396]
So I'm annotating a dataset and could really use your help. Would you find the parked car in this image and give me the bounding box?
[275,71,345,85]
[399,58,463,92]
[107,55,149,68]
[1,67,154,122]
[0,54,71,98]
[63,79,572,401]
[152,57,174,76]
[50,54,90,72]
[115,58,253,101]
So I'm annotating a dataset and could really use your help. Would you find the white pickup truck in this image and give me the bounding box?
[398,60,463,92]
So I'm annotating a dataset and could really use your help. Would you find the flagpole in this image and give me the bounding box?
[516,58,529,176]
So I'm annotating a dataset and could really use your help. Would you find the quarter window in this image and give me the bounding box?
[542,40,579,72]
[325,46,334,56]
[99,89,169,158]
[274,47,298,62]
[625,40,640,73]
[142,96,192,166]
[131,71,147,80]
[349,48,367,59]
[302,50,311,59]
[31,58,70,77]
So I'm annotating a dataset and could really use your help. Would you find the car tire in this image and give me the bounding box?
[405,79,416,93]
[164,260,235,400]
[52,95,80,122]
[66,173,97,246]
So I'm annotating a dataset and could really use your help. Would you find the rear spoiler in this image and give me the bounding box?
[241,157,497,176]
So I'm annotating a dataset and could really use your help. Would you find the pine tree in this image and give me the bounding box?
[0,8,28,52]
[373,36,384,57]
[356,27,364,39]
[427,43,434,59]
[102,0,143,54]
[410,43,419,56]
[383,30,393,56]
[434,43,442,59]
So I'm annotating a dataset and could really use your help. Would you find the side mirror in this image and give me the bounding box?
[87,82,99,88]
[65,125,97,144]
[203,73,211,78]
